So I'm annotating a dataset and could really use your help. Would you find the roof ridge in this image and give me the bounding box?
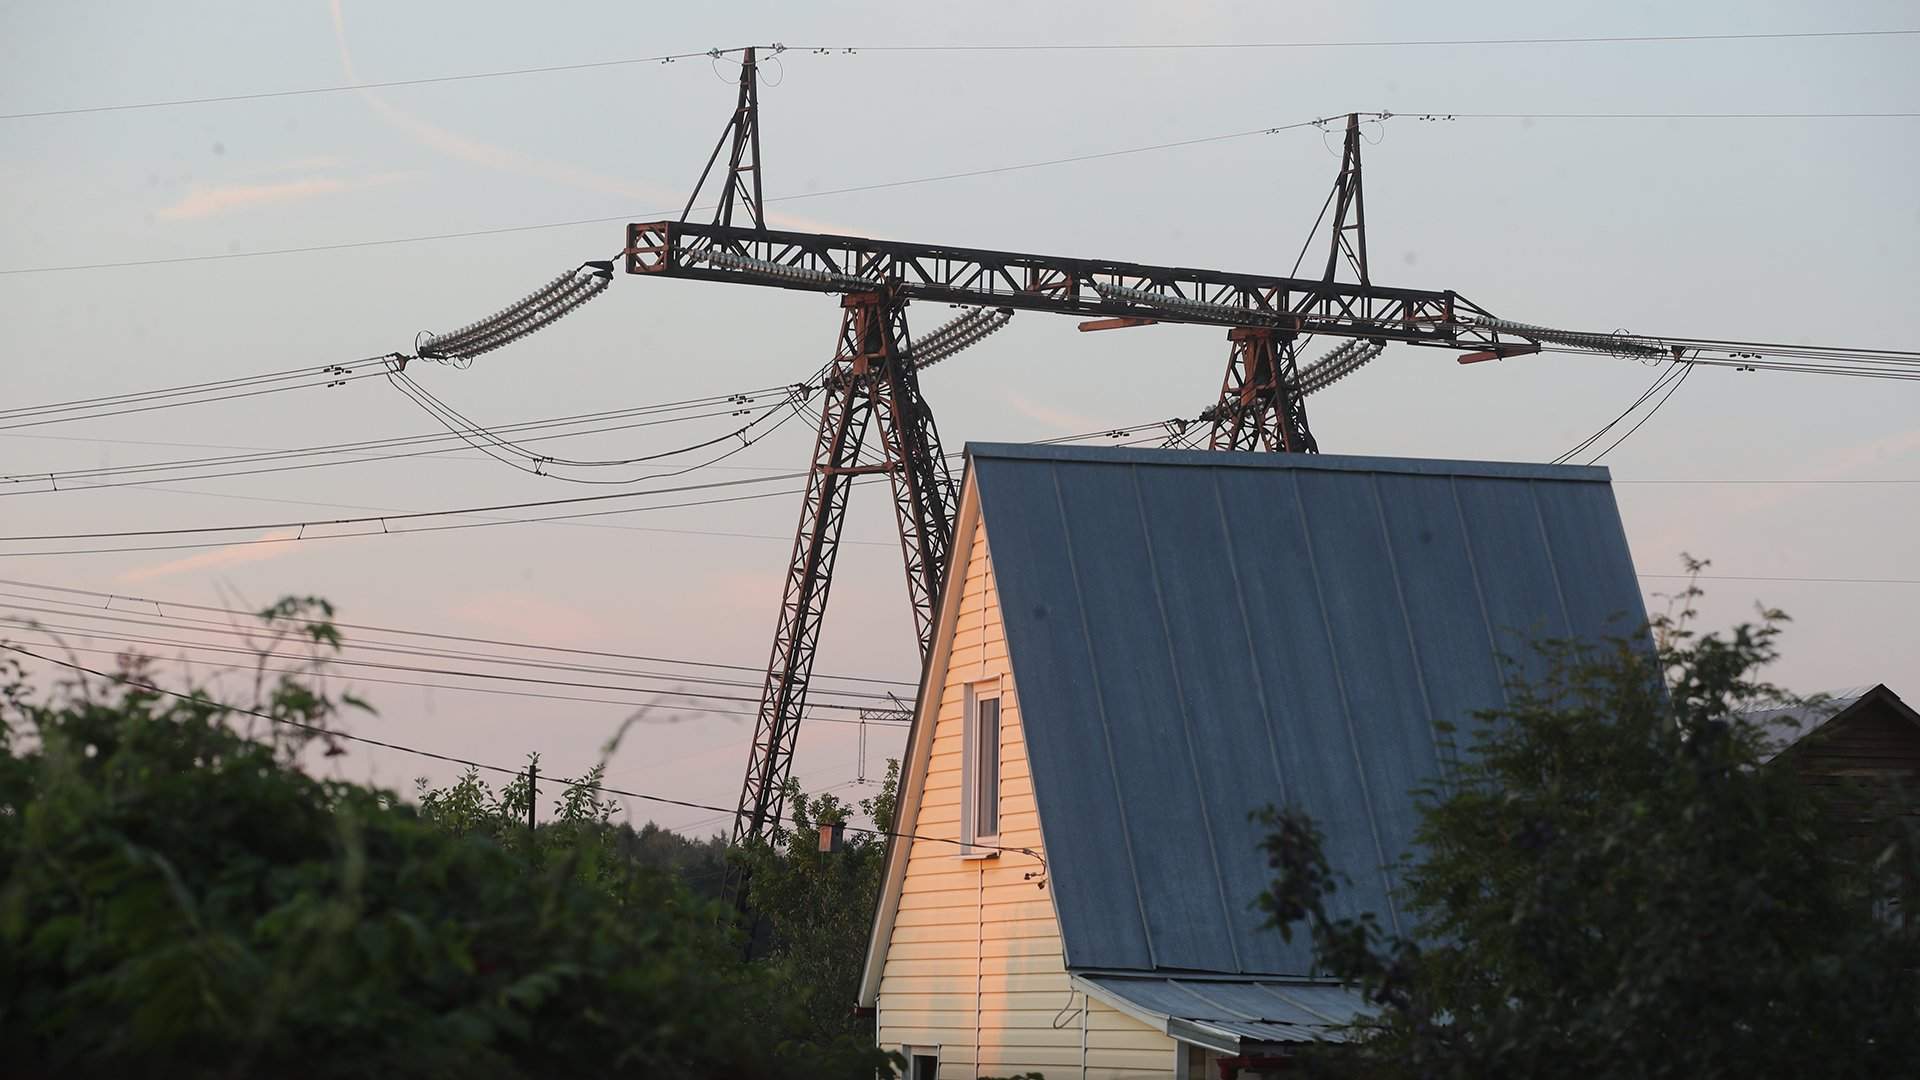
[965,441,1613,482]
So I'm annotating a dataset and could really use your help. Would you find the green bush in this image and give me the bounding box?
[1256,584,1920,1078]
[0,642,888,1078]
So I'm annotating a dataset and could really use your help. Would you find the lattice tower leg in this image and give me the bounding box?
[1206,326,1318,453]
[730,290,955,855]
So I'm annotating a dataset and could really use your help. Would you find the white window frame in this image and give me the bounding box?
[905,1044,940,1080]
[960,680,1002,857]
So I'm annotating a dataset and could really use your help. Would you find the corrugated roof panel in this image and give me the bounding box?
[1079,974,1370,1049]
[971,444,1648,977]
[1531,478,1650,641]
[1131,467,1313,976]
[1054,461,1244,972]
[1369,472,1513,762]
[1209,466,1399,965]
[972,456,1155,971]
[1451,475,1575,689]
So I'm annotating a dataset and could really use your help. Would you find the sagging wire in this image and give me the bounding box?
[1586,361,1695,464]
[1553,360,1696,465]
[384,362,822,486]
[1,389,790,497]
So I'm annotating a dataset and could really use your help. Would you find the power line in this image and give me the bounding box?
[1611,478,1920,485]
[383,363,818,485]
[50,480,899,549]
[0,644,1036,866]
[0,357,401,431]
[9,103,1917,278]
[0,468,805,542]
[0,355,390,421]
[0,468,925,558]
[817,30,1920,52]
[0,604,900,704]
[5,400,1125,495]
[0,424,1164,556]
[0,577,915,686]
[5,636,908,724]
[0,116,1356,277]
[1,388,793,496]
[1554,363,1687,465]
[25,425,1903,484]
[9,29,1915,123]
[0,44,774,121]
[1640,573,1920,587]
[0,621,890,714]
[1587,362,1695,464]
[1416,110,1920,121]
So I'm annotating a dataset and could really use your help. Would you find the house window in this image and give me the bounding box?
[906,1046,939,1080]
[963,685,1001,851]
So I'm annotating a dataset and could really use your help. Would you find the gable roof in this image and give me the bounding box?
[969,443,1649,977]
[1746,684,1917,763]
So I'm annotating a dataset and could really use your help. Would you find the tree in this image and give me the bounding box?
[1257,580,1920,1078]
[0,609,890,1078]
[413,765,731,901]
[738,762,899,1043]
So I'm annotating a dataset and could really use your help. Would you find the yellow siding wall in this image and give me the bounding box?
[877,521,1178,1078]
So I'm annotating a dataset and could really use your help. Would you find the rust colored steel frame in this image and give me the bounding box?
[731,289,957,848]
[1207,327,1317,452]
[679,47,766,231]
[626,221,1503,350]
[1323,113,1370,286]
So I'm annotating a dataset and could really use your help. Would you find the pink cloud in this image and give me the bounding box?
[157,173,406,221]
[1002,391,1103,435]
[116,531,302,583]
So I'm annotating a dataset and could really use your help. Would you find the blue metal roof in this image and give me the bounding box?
[1077,973,1369,1050]
[968,443,1648,977]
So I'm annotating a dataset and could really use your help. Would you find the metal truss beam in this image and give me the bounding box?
[627,223,1502,351]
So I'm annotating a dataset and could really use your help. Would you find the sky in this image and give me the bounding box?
[2,1,1916,836]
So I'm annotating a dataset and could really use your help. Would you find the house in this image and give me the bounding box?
[858,443,1650,1078]
[1752,684,1920,839]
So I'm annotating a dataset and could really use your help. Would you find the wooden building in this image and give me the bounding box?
[858,443,1649,1078]
[1756,684,1920,839]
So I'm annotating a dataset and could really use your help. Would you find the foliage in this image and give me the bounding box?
[1255,571,1920,1078]
[0,607,890,1078]
[738,762,899,1043]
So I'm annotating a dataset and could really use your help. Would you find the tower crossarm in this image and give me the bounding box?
[627,220,1502,350]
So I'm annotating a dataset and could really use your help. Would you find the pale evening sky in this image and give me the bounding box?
[2,1,1916,834]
